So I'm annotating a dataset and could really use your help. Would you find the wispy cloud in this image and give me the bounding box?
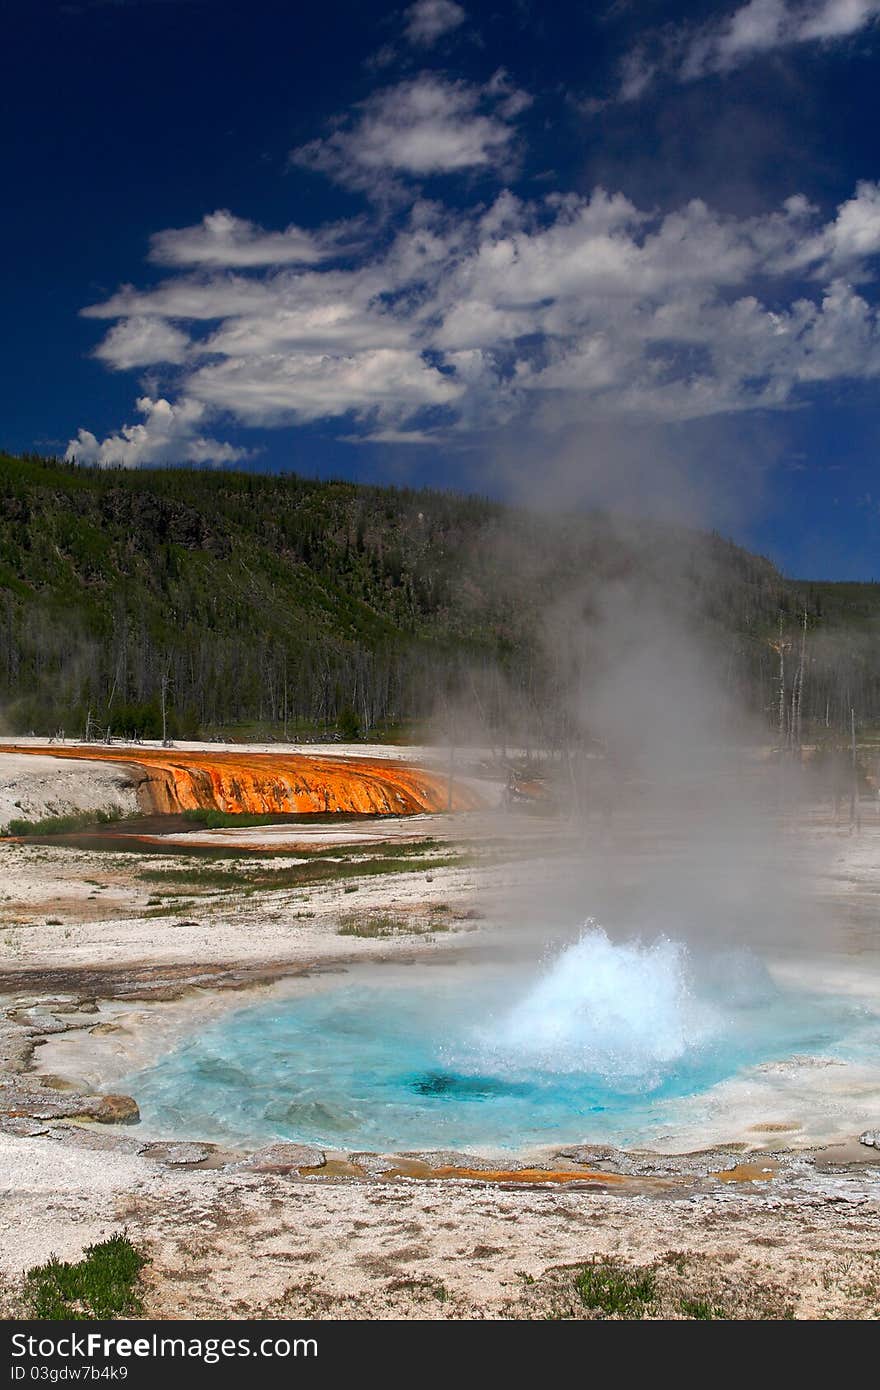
[619,0,880,100]
[403,0,466,48]
[149,209,357,268]
[340,427,445,445]
[291,72,530,194]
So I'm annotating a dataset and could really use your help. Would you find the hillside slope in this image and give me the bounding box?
[0,452,875,739]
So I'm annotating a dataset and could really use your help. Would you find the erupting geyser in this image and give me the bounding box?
[123,925,874,1153]
[454,925,721,1088]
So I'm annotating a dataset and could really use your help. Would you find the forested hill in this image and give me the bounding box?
[1,451,878,741]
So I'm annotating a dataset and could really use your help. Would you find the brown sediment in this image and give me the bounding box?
[301,1159,368,1179]
[385,1164,629,1184]
[0,744,484,817]
[0,958,327,1001]
[713,1162,777,1183]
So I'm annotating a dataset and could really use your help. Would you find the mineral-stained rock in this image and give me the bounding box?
[9,1013,70,1036]
[139,1141,214,1166]
[44,1123,144,1153]
[0,1080,139,1125]
[344,1152,404,1177]
[0,1023,33,1072]
[400,1149,502,1171]
[555,1145,620,1169]
[859,1130,880,1149]
[554,1144,750,1178]
[0,1116,50,1137]
[240,1142,325,1173]
[90,1094,140,1124]
[0,1080,84,1119]
[344,1149,507,1177]
[35,1073,83,1092]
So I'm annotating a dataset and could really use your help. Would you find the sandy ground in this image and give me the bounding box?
[0,834,511,970]
[1,744,879,1318]
[2,1127,879,1319]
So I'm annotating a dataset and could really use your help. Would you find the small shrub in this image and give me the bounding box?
[337,707,361,741]
[23,1233,147,1320]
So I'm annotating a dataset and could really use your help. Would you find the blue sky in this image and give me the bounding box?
[4,0,880,577]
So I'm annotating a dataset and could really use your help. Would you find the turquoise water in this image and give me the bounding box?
[123,928,876,1152]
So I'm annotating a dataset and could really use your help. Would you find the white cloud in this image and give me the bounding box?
[199,300,411,357]
[149,209,346,268]
[186,348,462,426]
[82,275,274,321]
[69,182,880,462]
[403,0,466,47]
[291,73,526,190]
[800,0,880,36]
[620,0,880,98]
[484,67,534,120]
[65,396,248,468]
[821,180,880,269]
[341,428,443,444]
[618,47,658,102]
[766,182,880,277]
[93,316,190,370]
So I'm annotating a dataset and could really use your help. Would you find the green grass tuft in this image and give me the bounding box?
[138,842,469,894]
[181,809,285,829]
[5,808,124,837]
[337,910,449,937]
[680,1298,728,1319]
[23,1233,147,1320]
[575,1260,656,1318]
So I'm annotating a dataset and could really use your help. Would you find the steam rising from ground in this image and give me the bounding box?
[431,505,842,966]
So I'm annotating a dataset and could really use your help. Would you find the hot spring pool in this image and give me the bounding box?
[121,927,880,1152]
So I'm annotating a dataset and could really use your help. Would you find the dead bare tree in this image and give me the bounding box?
[769,617,792,750]
[160,660,173,747]
[791,608,807,753]
[850,706,861,833]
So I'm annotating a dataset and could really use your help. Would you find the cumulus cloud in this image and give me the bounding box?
[93,316,190,369]
[65,396,248,468]
[811,180,880,273]
[69,182,880,463]
[403,0,466,47]
[149,209,349,268]
[620,0,880,98]
[291,72,527,191]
